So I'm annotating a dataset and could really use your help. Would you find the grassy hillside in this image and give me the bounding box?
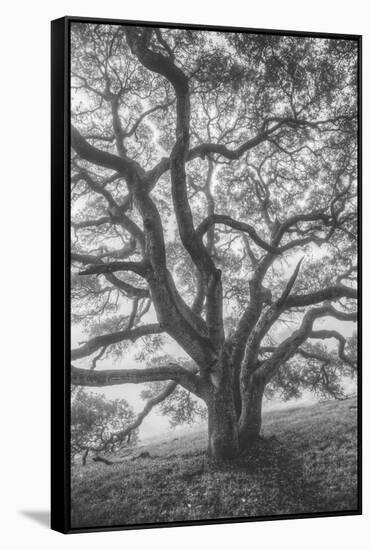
[71,397,359,529]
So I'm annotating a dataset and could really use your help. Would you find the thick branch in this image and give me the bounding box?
[71,125,142,180]
[260,345,330,364]
[242,258,304,374]
[197,215,278,254]
[286,285,357,308]
[72,252,147,276]
[78,261,147,277]
[71,324,163,360]
[274,210,330,242]
[310,329,356,369]
[256,305,357,383]
[230,253,277,368]
[71,363,199,394]
[197,215,325,255]
[72,216,111,229]
[72,253,149,298]
[149,116,343,180]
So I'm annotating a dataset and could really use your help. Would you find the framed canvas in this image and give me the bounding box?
[51,16,361,534]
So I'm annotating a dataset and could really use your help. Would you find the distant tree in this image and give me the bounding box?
[70,25,358,459]
[71,388,138,465]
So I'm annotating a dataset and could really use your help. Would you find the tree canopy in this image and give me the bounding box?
[70,23,358,458]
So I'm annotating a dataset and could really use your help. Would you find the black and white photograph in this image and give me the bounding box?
[57,17,360,532]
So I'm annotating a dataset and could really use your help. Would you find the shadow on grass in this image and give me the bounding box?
[211,436,299,473]
[20,510,50,528]
[71,400,358,528]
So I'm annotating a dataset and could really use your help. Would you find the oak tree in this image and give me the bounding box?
[70,24,358,459]
[71,387,138,465]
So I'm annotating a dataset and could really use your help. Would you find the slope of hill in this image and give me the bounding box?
[71,397,359,529]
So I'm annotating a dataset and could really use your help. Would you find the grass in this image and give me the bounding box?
[71,397,359,529]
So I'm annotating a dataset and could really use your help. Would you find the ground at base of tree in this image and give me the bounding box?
[71,398,358,529]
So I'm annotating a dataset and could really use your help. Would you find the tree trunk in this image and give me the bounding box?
[206,365,240,459]
[82,449,89,466]
[238,377,265,450]
[232,362,242,419]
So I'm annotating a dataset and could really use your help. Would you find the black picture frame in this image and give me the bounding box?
[51,16,362,534]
